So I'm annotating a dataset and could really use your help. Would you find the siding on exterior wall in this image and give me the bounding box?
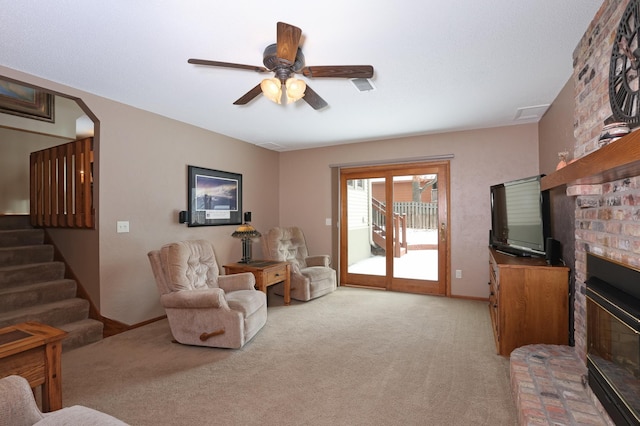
[371,181,434,202]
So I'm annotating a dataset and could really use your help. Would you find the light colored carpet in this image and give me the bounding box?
[61,287,517,425]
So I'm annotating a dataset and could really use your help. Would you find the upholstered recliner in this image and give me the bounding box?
[147,239,267,349]
[262,227,337,301]
[0,374,128,425]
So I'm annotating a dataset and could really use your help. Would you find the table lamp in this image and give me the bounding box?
[231,213,261,263]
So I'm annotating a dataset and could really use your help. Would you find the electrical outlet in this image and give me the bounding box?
[116,221,129,233]
[455,269,462,279]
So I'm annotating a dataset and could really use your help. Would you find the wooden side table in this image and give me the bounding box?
[224,260,291,305]
[0,322,68,412]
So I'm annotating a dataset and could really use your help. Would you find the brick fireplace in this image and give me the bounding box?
[512,0,640,423]
[510,1,640,424]
[586,252,640,424]
[571,0,640,364]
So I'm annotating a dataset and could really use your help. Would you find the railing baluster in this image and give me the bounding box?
[43,149,51,227]
[390,201,438,230]
[56,145,65,226]
[29,138,94,229]
[74,140,82,228]
[81,138,92,228]
[65,143,74,227]
[29,153,37,227]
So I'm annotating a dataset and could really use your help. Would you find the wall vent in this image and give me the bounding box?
[351,78,375,92]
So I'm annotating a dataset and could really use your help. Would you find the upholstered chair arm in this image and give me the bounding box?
[218,272,256,293]
[305,255,331,267]
[0,375,45,424]
[161,288,229,310]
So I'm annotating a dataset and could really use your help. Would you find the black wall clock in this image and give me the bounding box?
[610,0,640,127]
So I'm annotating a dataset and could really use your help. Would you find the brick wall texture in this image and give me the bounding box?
[572,0,640,361]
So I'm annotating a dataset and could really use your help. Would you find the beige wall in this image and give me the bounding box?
[539,78,575,175]
[538,77,576,284]
[0,96,86,213]
[0,65,281,325]
[94,101,280,323]
[0,95,79,140]
[0,128,63,213]
[279,124,540,299]
[0,63,548,321]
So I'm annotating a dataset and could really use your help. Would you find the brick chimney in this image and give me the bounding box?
[572,0,640,361]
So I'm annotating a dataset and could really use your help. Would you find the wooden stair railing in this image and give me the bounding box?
[393,212,407,258]
[371,198,407,258]
[30,137,94,229]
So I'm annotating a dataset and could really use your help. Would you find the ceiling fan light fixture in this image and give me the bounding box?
[285,78,306,104]
[190,22,374,109]
[261,78,282,104]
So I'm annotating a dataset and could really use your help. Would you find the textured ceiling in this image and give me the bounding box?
[0,1,603,151]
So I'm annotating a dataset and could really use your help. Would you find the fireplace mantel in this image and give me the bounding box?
[541,129,640,191]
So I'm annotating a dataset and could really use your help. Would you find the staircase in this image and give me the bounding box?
[371,198,408,258]
[0,215,103,351]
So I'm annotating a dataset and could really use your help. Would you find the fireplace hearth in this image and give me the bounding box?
[586,253,640,425]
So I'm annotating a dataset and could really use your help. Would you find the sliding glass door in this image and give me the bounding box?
[340,162,449,295]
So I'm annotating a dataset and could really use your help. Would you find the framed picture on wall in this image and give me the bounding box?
[187,165,242,227]
[0,79,54,123]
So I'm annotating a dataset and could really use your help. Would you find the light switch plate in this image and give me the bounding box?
[117,221,129,233]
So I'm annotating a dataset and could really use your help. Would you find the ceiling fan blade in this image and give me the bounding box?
[188,58,268,73]
[301,65,374,79]
[233,84,263,105]
[276,22,302,64]
[302,85,328,110]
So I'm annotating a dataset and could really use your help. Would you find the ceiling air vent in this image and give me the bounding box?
[256,142,285,152]
[351,78,375,92]
[514,104,550,121]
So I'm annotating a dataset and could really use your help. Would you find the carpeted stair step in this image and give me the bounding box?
[0,215,103,352]
[0,279,77,313]
[0,297,90,330]
[0,215,32,230]
[59,318,104,351]
[0,262,65,289]
[0,244,54,267]
[0,229,44,247]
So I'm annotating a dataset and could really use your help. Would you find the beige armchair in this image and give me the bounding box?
[147,239,267,349]
[0,374,127,425]
[262,227,337,301]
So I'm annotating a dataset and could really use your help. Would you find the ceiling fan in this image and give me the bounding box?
[188,22,374,110]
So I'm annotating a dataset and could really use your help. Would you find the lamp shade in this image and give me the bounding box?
[231,223,261,263]
[285,78,306,103]
[231,223,261,239]
[261,78,282,104]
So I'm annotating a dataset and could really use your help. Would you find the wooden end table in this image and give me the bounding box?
[0,322,68,412]
[224,260,291,305]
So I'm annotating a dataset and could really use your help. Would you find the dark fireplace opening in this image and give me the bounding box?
[586,253,640,426]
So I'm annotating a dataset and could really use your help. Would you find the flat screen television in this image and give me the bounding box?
[490,174,550,257]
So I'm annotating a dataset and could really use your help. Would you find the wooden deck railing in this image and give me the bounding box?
[371,198,408,257]
[30,137,94,229]
[393,201,438,229]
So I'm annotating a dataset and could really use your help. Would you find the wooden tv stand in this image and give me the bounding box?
[488,248,569,356]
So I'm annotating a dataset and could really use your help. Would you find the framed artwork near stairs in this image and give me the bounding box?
[0,79,54,122]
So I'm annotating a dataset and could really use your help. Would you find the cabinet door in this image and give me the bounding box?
[488,259,499,349]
